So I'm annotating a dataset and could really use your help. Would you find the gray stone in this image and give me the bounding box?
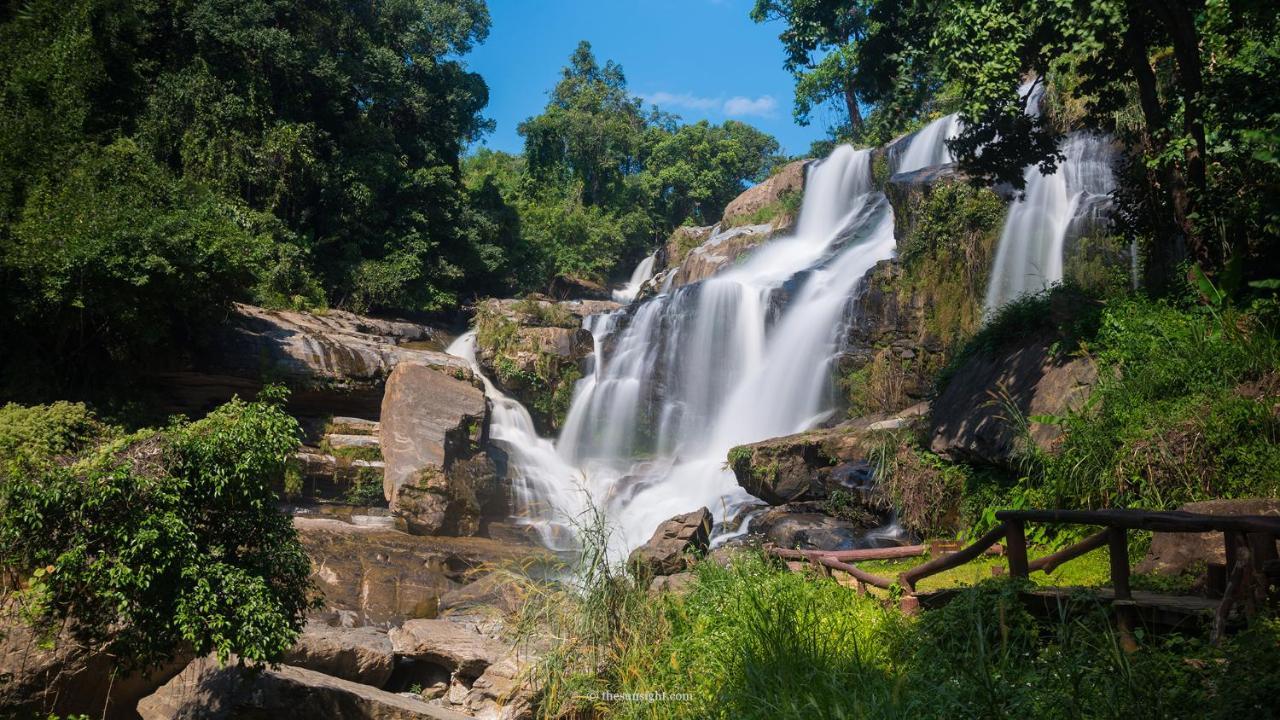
[1137,499,1280,575]
[627,508,712,576]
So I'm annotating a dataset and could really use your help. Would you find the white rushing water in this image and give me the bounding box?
[611,252,657,303]
[455,145,900,555]
[979,80,1117,314]
[895,113,961,174]
[983,136,1116,315]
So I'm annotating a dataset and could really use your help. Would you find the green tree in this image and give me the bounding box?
[644,120,782,226]
[0,389,313,674]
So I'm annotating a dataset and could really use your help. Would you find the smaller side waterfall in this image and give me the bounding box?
[446,332,584,550]
[612,252,657,303]
[895,114,962,174]
[983,132,1116,315]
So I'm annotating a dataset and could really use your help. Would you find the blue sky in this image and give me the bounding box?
[464,0,835,157]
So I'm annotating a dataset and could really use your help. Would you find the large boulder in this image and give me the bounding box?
[929,332,1097,467]
[721,159,807,227]
[1137,499,1280,576]
[150,303,465,419]
[627,508,713,576]
[295,517,546,628]
[282,622,396,688]
[390,620,509,679]
[381,361,495,535]
[752,503,890,551]
[136,655,469,720]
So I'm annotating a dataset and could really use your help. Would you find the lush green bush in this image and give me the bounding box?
[0,389,313,669]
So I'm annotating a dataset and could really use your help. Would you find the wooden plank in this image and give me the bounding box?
[995,509,1280,535]
[817,557,896,590]
[1006,521,1029,579]
[1028,530,1108,574]
[900,524,1008,592]
[1108,527,1131,601]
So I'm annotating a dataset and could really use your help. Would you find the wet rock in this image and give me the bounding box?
[929,331,1096,467]
[136,655,468,720]
[282,622,395,688]
[752,503,888,551]
[295,517,546,628]
[1137,499,1280,576]
[627,508,713,576]
[380,361,492,535]
[669,224,775,288]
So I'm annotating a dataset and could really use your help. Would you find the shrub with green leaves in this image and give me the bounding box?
[0,389,314,670]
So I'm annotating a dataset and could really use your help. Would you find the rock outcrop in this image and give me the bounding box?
[151,303,465,419]
[720,159,807,227]
[929,332,1097,468]
[669,223,776,288]
[295,517,546,628]
[1137,498,1280,576]
[381,361,497,535]
[137,655,469,720]
[472,298,600,434]
[626,508,713,576]
[546,274,611,301]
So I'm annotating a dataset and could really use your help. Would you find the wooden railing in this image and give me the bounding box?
[767,508,1280,639]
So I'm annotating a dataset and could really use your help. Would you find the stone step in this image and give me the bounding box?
[324,433,381,450]
[329,416,380,436]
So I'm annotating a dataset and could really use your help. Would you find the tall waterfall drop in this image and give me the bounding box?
[612,252,657,303]
[453,145,899,555]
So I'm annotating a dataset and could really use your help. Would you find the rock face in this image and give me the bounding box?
[137,655,469,720]
[929,332,1097,467]
[1137,499,1280,575]
[390,620,510,679]
[151,303,465,419]
[381,361,496,535]
[283,622,396,688]
[472,298,599,434]
[627,508,713,576]
[721,159,807,226]
[295,517,545,628]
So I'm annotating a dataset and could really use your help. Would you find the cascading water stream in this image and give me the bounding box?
[983,84,1117,315]
[466,145,901,555]
[895,113,961,174]
[612,252,657,303]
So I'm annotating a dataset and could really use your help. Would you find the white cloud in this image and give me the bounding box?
[642,92,778,118]
[643,91,722,112]
[723,95,778,118]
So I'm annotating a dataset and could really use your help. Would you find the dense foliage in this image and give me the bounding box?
[466,42,783,285]
[756,0,1280,286]
[0,389,312,670]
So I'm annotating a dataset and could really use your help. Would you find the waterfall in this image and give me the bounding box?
[895,114,961,174]
[465,145,898,555]
[983,132,1116,315]
[612,252,657,303]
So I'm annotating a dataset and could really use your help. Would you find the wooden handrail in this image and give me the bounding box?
[816,557,896,590]
[1026,530,1109,574]
[995,509,1280,535]
[899,524,1009,593]
[769,545,928,561]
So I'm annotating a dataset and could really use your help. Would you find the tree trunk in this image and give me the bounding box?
[1149,0,1218,269]
[1124,3,1193,285]
[843,77,864,134]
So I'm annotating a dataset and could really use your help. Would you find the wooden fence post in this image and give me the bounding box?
[1006,521,1029,579]
[1108,527,1131,601]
